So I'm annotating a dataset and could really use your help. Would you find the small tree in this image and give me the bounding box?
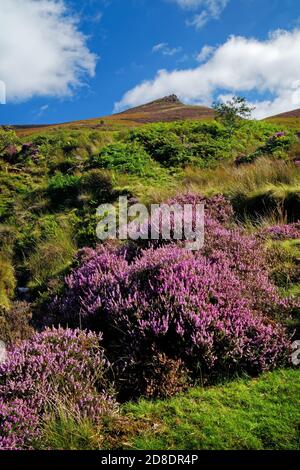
[213,96,255,136]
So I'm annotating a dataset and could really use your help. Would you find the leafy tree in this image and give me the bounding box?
[213,97,255,136]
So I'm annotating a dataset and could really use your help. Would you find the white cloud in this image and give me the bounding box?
[171,0,217,9]
[36,104,49,118]
[170,0,229,28]
[0,0,97,102]
[152,43,182,56]
[187,11,210,29]
[115,29,300,119]
[197,45,215,61]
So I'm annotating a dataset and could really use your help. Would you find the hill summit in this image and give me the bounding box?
[113,95,215,124]
[9,95,216,137]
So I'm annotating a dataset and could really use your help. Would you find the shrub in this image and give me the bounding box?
[258,223,300,241]
[81,169,115,203]
[122,352,190,400]
[48,173,81,204]
[128,129,190,167]
[90,143,158,176]
[0,129,19,155]
[54,238,291,398]
[241,132,296,165]
[0,328,117,449]
[0,302,33,345]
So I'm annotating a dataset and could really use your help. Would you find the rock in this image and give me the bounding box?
[162,94,182,104]
[17,287,30,294]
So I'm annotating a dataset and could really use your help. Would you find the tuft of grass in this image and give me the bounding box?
[182,157,300,196]
[25,224,76,289]
[181,157,300,221]
[39,408,104,450]
[0,256,16,309]
[123,369,300,450]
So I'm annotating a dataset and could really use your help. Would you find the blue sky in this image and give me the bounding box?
[0,0,300,124]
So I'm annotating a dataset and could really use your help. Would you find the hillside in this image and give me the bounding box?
[4,95,215,137]
[265,107,300,130]
[267,108,300,119]
[113,94,215,123]
[0,112,299,450]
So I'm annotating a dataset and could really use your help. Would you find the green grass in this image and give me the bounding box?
[180,157,300,221]
[0,118,299,306]
[123,369,300,450]
[38,407,104,450]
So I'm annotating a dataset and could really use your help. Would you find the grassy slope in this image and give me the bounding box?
[266,116,300,130]
[123,369,300,450]
[1,118,299,318]
[10,97,215,138]
[1,113,300,451]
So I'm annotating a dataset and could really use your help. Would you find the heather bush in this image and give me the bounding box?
[54,240,291,398]
[0,328,117,449]
[168,193,234,225]
[258,222,300,241]
[131,193,296,317]
[0,398,40,450]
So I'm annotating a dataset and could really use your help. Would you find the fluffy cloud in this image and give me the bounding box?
[170,0,229,28]
[0,0,97,102]
[115,29,300,118]
[152,43,182,56]
[197,45,215,62]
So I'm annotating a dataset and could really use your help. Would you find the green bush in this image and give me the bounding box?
[90,142,159,176]
[0,129,20,154]
[48,173,81,204]
[81,169,115,202]
[0,257,16,310]
[128,128,190,167]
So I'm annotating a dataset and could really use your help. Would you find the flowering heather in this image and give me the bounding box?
[258,223,300,241]
[166,193,234,226]
[0,328,117,450]
[55,244,291,394]
[51,194,296,397]
[0,399,39,450]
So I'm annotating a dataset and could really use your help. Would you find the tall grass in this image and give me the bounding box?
[26,225,76,288]
[0,256,16,309]
[39,405,103,450]
[182,157,300,196]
